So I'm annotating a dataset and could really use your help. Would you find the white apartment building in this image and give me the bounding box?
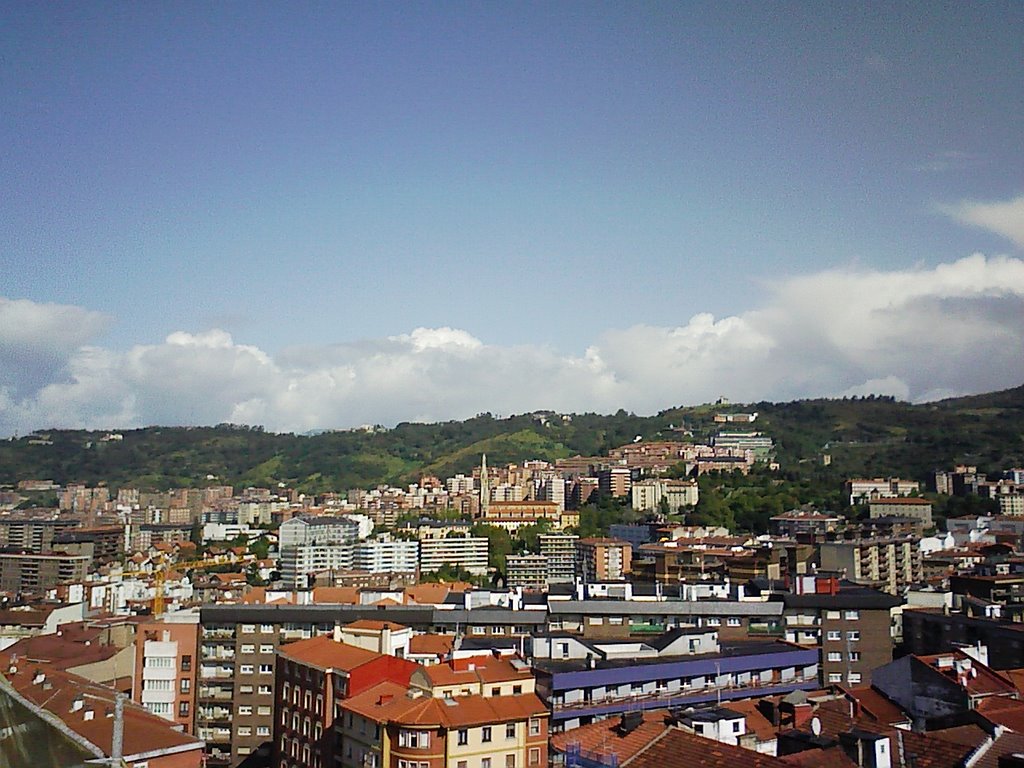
[354,536,419,574]
[631,479,699,512]
[540,534,579,583]
[279,516,361,588]
[419,536,489,576]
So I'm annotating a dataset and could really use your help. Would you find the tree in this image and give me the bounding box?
[470,523,513,574]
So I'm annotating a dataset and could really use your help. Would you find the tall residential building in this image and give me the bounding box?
[819,536,923,595]
[630,479,699,512]
[539,534,578,583]
[844,477,920,506]
[133,612,200,734]
[506,554,549,590]
[419,536,489,576]
[596,468,631,498]
[279,516,361,588]
[355,536,420,574]
[0,550,90,592]
[576,538,632,582]
[273,633,419,768]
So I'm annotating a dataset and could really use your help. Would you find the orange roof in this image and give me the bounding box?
[0,659,202,760]
[344,619,408,632]
[420,655,532,688]
[409,634,456,658]
[312,586,359,604]
[629,728,784,768]
[843,686,910,725]
[342,682,547,728]
[550,710,670,760]
[278,636,383,671]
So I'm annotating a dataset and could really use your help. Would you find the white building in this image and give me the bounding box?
[631,479,699,512]
[419,536,489,576]
[279,516,361,588]
[355,536,419,574]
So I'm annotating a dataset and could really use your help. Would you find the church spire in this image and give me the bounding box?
[480,453,490,518]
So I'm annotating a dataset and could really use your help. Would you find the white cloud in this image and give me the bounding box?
[941,195,1024,249]
[1,253,1023,436]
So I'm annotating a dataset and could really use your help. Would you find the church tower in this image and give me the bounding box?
[480,453,490,518]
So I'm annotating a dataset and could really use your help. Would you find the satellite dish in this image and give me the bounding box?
[811,717,822,737]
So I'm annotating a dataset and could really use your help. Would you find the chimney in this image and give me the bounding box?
[71,697,84,713]
[333,624,342,643]
[32,671,45,685]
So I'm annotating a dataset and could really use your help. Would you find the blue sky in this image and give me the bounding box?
[2,3,1024,434]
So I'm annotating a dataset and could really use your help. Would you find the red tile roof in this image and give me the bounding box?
[342,682,547,728]
[626,728,786,768]
[0,660,202,761]
[278,636,384,671]
[549,711,671,763]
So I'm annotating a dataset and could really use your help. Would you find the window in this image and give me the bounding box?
[281,708,289,726]
[529,748,541,766]
[261,624,274,633]
[257,726,271,737]
[180,655,192,672]
[588,617,603,625]
[260,644,275,654]
[845,611,860,621]
[828,673,843,683]
[727,617,742,627]
[609,617,624,625]
[258,706,272,716]
[240,664,254,675]
[825,611,840,620]
[826,631,841,641]
[459,762,468,768]
[458,730,468,746]
[237,726,252,737]
[492,687,501,696]
[694,723,703,734]
[506,755,516,768]
[149,702,170,714]
[179,701,190,717]
[482,760,492,768]
[180,678,190,693]
[827,652,842,662]
[559,643,570,659]
[529,718,541,737]
[848,673,862,683]
[850,651,861,662]
[513,685,522,695]
[258,685,272,695]
[482,726,493,743]
[240,684,254,694]
[238,705,253,716]
[399,730,430,749]
[847,631,860,641]
[732,722,741,733]
[241,644,256,654]
[506,723,516,739]
[706,617,721,626]
[259,664,273,674]
[241,624,256,634]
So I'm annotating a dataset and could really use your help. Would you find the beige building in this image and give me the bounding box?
[868,497,933,527]
[819,536,922,595]
[576,538,632,582]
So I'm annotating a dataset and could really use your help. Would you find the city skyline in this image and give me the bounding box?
[2,3,1023,435]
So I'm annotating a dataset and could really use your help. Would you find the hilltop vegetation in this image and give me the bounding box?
[1,385,1022,495]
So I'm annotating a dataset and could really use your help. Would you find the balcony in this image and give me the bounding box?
[197,727,232,743]
[198,706,232,722]
[551,673,817,716]
[202,648,236,661]
[200,665,234,680]
[202,628,236,639]
[198,685,234,701]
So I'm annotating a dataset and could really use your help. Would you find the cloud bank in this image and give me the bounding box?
[2,254,1024,436]
[942,195,1024,249]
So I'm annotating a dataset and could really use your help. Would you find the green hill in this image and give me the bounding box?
[2,385,1022,493]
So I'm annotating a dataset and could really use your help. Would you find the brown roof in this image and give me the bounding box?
[409,634,456,658]
[420,656,532,688]
[843,686,911,725]
[975,696,1024,731]
[970,731,1024,768]
[342,682,547,728]
[344,619,408,632]
[928,724,990,749]
[550,711,671,761]
[0,660,202,760]
[278,636,385,670]
[627,728,786,768]
[312,586,359,604]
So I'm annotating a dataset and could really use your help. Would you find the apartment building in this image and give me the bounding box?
[0,511,80,551]
[775,577,900,686]
[868,497,934,527]
[274,633,419,768]
[134,613,200,734]
[280,516,362,588]
[533,640,819,731]
[197,618,284,765]
[419,536,489,576]
[539,535,578,583]
[355,536,420,574]
[506,554,548,590]
[339,682,549,768]
[0,550,90,592]
[480,501,564,533]
[844,477,920,505]
[818,536,923,595]
[596,468,631,498]
[575,538,631,582]
[630,479,699,512]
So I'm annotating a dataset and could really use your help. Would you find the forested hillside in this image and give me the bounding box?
[1,385,1022,494]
